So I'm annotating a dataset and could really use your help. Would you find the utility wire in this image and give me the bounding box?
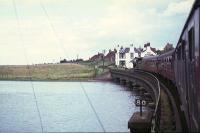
[39,1,105,132]
[80,82,106,132]
[39,0,68,60]
[12,0,44,132]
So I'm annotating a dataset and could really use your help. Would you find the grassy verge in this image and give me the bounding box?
[0,63,95,81]
[79,60,114,77]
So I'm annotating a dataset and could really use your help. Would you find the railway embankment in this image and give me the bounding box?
[110,68,182,133]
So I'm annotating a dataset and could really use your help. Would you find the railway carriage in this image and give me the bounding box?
[137,0,200,132]
[139,55,158,73]
[157,50,175,82]
[174,0,200,131]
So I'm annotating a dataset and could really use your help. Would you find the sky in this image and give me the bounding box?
[0,0,195,65]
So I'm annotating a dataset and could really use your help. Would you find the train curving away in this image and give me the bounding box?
[136,0,200,132]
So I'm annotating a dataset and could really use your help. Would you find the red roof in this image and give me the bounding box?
[104,50,116,62]
[105,51,116,59]
[89,53,103,61]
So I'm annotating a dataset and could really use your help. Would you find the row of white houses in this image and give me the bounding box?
[115,43,156,68]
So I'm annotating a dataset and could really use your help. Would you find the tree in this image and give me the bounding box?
[155,49,163,55]
[156,43,174,55]
[163,43,174,53]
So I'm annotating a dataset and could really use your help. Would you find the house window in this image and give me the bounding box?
[130,53,134,58]
[188,27,195,61]
[119,53,125,59]
[119,61,126,67]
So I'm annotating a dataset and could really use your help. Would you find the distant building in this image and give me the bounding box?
[141,43,156,57]
[115,43,156,68]
[89,53,103,62]
[104,49,116,63]
[163,43,174,53]
[115,45,135,68]
[134,47,143,58]
[153,43,174,55]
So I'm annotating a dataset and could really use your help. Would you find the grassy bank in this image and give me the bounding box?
[0,63,95,81]
[79,60,114,76]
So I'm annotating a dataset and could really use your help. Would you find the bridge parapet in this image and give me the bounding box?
[110,68,161,132]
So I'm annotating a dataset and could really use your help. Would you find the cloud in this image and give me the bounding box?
[0,0,195,64]
[82,0,172,46]
[163,0,194,16]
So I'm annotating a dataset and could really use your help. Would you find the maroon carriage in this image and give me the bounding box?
[137,0,200,131]
[157,50,175,83]
[139,55,159,73]
[174,0,200,131]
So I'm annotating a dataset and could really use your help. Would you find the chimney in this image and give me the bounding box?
[147,42,150,47]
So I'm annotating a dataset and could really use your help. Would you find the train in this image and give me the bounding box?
[136,0,200,132]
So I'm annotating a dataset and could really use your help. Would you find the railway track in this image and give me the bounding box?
[110,68,182,132]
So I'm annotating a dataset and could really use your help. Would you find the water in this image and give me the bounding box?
[0,81,137,132]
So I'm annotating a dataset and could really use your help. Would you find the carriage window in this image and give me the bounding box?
[188,27,195,60]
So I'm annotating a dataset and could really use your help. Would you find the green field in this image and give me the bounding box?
[0,63,95,81]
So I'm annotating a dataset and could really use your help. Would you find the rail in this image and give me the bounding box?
[110,68,161,132]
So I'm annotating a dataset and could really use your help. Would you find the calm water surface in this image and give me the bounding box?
[0,81,137,132]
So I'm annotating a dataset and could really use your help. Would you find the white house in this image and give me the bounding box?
[141,43,156,57]
[115,45,135,68]
[115,43,156,68]
[134,43,156,58]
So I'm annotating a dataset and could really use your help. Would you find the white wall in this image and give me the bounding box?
[115,45,156,68]
[123,53,131,68]
[141,46,156,57]
[115,52,119,66]
[115,45,134,68]
[115,45,120,66]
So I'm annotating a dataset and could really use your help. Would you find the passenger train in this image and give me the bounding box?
[137,0,200,132]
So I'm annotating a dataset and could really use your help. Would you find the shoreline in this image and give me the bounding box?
[0,78,112,82]
[0,73,112,82]
[0,63,113,82]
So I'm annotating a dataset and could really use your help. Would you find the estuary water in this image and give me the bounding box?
[0,81,137,132]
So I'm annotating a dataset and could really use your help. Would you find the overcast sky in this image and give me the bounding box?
[0,0,195,65]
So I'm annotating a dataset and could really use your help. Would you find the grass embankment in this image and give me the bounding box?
[79,60,114,76]
[0,63,95,81]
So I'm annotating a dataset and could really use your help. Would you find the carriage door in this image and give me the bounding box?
[188,26,198,131]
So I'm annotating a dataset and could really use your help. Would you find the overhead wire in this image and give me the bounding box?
[12,0,44,132]
[80,82,106,132]
[39,1,106,132]
[39,0,68,60]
